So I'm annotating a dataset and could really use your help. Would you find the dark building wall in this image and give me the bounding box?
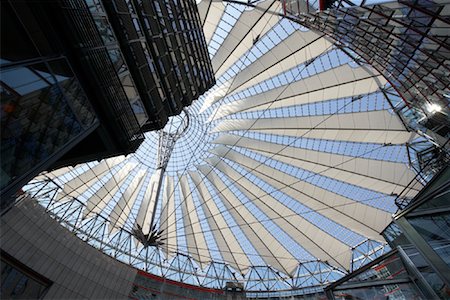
[0,1,100,207]
[0,0,144,206]
[1,0,214,206]
[0,59,99,192]
[100,0,215,125]
[40,0,146,167]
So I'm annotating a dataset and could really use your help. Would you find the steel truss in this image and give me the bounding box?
[21,177,388,294]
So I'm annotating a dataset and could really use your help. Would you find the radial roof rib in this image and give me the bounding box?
[245,77,386,113]
[135,171,161,235]
[83,162,136,218]
[212,0,280,78]
[160,175,178,259]
[189,170,252,274]
[198,0,212,25]
[202,71,383,115]
[207,156,352,270]
[212,110,415,145]
[210,64,383,121]
[55,157,123,201]
[38,157,122,182]
[109,169,146,233]
[201,30,325,113]
[178,174,211,269]
[213,134,421,195]
[198,164,299,275]
[202,0,225,45]
[228,32,331,94]
[35,166,72,181]
[209,146,392,242]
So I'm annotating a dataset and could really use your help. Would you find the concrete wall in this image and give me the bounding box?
[0,198,137,299]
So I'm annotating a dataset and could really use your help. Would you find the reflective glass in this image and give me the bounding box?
[333,283,424,300]
[409,212,450,268]
[0,59,96,189]
[1,257,51,299]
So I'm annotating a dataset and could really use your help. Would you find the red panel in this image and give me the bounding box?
[137,270,225,295]
[319,0,325,11]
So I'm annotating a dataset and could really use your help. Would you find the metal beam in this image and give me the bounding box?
[333,278,411,291]
[395,217,450,286]
[397,246,439,300]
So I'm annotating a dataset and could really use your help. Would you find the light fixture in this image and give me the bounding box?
[426,103,442,114]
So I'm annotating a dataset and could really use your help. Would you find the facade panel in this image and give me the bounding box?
[1,0,214,206]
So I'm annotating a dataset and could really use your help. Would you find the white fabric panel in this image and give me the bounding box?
[230,33,332,94]
[212,110,407,132]
[203,0,225,45]
[213,134,421,194]
[160,175,177,258]
[35,166,72,181]
[197,0,212,25]
[198,165,299,275]
[37,156,124,182]
[56,157,123,201]
[211,110,413,145]
[83,162,136,217]
[179,175,211,269]
[136,171,161,235]
[208,156,352,270]
[211,65,381,121]
[189,171,251,274]
[244,77,387,113]
[210,146,393,242]
[109,170,146,233]
[200,82,231,113]
[213,1,281,78]
[250,128,414,145]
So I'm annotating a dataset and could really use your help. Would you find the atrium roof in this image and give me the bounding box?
[26,0,429,292]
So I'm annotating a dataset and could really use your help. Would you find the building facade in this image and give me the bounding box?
[0,0,215,207]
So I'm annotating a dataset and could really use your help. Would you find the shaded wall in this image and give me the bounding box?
[0,198,137,299]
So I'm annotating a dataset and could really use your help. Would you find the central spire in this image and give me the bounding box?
[134,109,190,247]
[157,109,190,169]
